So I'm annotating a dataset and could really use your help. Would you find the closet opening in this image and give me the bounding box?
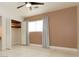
[11,20,21,47]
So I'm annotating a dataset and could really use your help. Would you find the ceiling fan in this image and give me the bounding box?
[17,2,44,10]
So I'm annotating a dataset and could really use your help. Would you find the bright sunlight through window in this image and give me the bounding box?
[28,20,43,32]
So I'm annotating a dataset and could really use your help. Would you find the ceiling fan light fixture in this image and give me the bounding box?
[26,2,31,7]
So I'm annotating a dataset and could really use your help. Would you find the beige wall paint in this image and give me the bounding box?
[25,6,77,48]
[12,28,21,45]
[0,27,2,37]
[48,7,77,48]
[0,16,2,37]
[0,16,2,49]
[1,16,7,50]
[77,6,79,49]
[29,32,42,44]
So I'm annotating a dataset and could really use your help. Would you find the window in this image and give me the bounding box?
[28,20,43,32]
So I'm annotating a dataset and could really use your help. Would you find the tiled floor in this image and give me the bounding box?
[0,45,79,57]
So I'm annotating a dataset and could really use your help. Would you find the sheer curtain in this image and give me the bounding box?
[42,16,49,48]
[21,20,29,46]
[26,20,29,46]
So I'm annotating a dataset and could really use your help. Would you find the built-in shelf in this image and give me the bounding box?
[11,20,21,28]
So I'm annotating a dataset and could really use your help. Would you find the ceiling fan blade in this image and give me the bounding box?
[30,2,44,5]
[17,4,26,9]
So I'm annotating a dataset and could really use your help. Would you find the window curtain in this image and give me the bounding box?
[42,16,49,48]
[26,20,29,46]
[21,20,29,46]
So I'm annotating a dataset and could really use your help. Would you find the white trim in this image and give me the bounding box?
[6,17,12,49]
[1,16,7,50]
[30,44,42,47]
[28,43,78,51]
[50,46,78,51]
[21,21,27,45]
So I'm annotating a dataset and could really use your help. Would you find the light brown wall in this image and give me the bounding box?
[0,16,2,49]
[48,7,77,48]
[29,32,42,44]
[26,6,77,48]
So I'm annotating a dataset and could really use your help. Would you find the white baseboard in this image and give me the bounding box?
[11,43,79,52]
[30,43,78,51]
[19,44,25,45]
[50,46,78,51]
[30,43,42,47]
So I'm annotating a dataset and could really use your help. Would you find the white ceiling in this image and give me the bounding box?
[0,2,79,17]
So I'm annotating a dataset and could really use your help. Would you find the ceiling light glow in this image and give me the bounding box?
[26,2,31,7]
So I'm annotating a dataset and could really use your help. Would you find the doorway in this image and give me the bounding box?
[11,20,21,47]
[28,20,43,46]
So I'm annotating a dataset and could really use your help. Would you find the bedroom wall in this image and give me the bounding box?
[48,7,77,48]
[25,6,77,48]
[0,16,2,37]
[29,32,42,44]
[0,16,2,49]
[77,5,79,49]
